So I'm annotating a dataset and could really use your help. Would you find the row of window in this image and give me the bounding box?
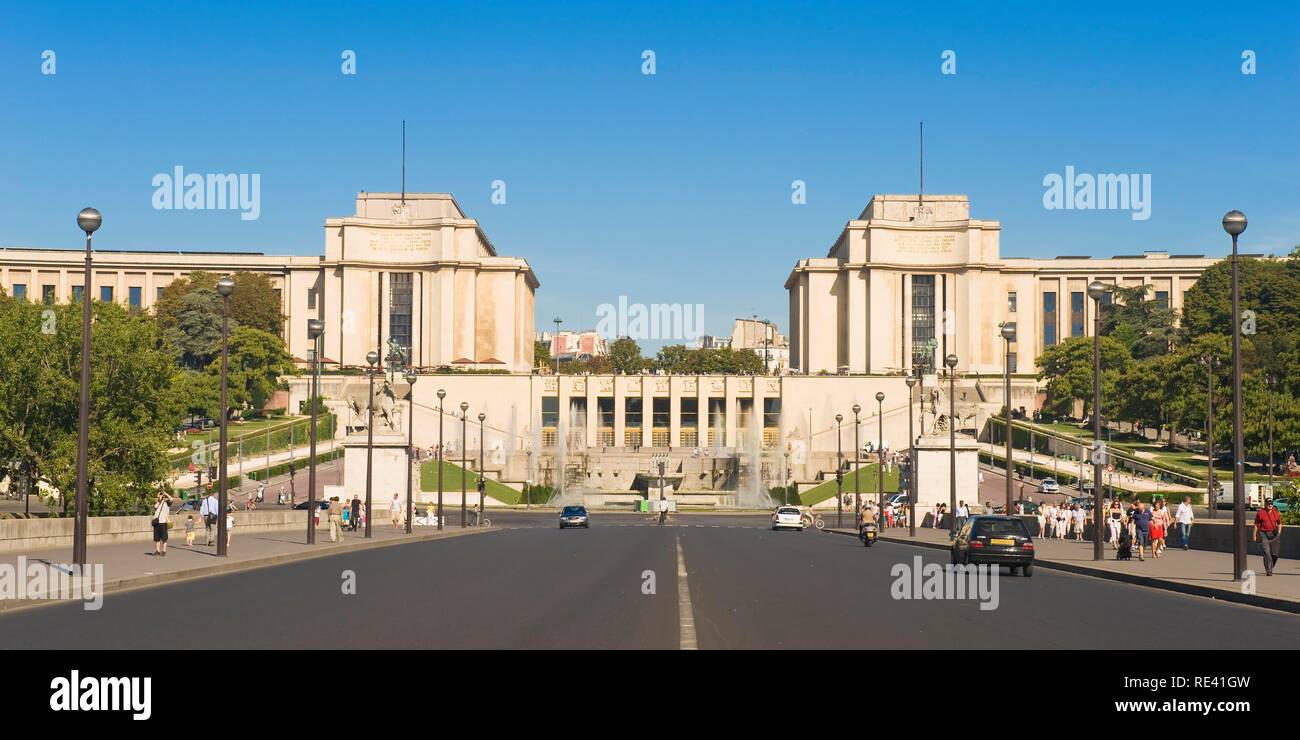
[541,396,782,428]
[1013,287,1174,348]
[8,283,155,307]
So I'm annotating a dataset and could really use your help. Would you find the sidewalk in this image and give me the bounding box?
[0,521,491,613]
[827,524,1300,614]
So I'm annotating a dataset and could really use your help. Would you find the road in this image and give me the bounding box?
[2,510,1296,649]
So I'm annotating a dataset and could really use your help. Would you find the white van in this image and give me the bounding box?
[1215,482,1264,510]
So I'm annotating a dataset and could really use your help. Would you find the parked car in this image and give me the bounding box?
[771,506,805,531]
[293,500,330,511]
[559,505,589,529]
[951,515,1036,576]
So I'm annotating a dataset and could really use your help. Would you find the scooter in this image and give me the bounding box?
[858,521,878,547]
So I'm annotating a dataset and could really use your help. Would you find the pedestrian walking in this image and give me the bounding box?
[185,515,196,547]
[390,494,402,529]
[225,509,235,549]
[150,491,172,557]
[1175,497,1194,550]
[200,489,219,546]
[350,494,361,531]
[328,496,344,542]
[1035,507,1046,538]
[1108,500,1124,548]
[1253,499,1284,576]
[1129,501,1153,561]
[1150,499,1169,557]
[1072,504,1085,541]
[955,500,969,531]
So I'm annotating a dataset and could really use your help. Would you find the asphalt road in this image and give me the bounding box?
[2,511,1296,649]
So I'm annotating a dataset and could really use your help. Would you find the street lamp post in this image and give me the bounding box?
[552,318,562,374]
[905,375,917,537]
[436,389,446,530]
[478,412,487,519]
[216,276,236,556]
[306,319,324,544]
[944,353,958,539]
[1201,355,1217,518]
[1088,281,1108,561]
[364,350,379,539]
[1223,209,1248,579]
[1267,374,1275,495]
[72,208,100,566]
[404,371,417,534]
[835,413,844,529]
[1000,321,1016,515]
[852,404,861,526]
[875,392,885,527]
[460,401,469,526]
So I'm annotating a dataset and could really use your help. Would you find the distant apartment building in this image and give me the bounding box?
[541,330,609,361]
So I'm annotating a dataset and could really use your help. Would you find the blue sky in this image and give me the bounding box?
[2,1,1297,346]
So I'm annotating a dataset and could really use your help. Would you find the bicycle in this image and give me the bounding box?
[800,512,826,530]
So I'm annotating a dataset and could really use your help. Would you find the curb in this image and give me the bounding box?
[0,526,496,615]
[823,528,1300,616]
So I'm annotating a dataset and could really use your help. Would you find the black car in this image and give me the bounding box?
[559,505,589,529]
[293,500,331,511]
[951,515,1035,576]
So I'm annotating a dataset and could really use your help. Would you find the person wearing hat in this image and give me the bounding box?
[1253,498,1284,576]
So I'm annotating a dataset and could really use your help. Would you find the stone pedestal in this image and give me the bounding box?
[912,433,980,523]
[342,432,412,514]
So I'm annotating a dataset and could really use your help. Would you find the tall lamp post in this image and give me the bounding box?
[944,353,958,539]
[460,401,469,526]
[1266,374,1276,495]
[364,350,379,539]
[1223,209,1248,579]
[1201,355,1218,518]
[216,276,236,556]
[1087,281,1108,561]
[404,371,417,534]
[552,318,562,374]
[905,375,917,537]
[835,414,844,529]
[852,404,861,525]
[999,321,1016,514]
[875,392,885,526]
[436,389,446,530]
[478,412,487,519]
[306,319,324,544]
[72,207,100,566]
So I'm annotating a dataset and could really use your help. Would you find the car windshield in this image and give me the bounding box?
[777,507,800,514]
[562,507,586,515]
[974,519,1030,537]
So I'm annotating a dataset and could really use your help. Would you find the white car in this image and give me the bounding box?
[1039,478,1060,494]
[772,506,805,531]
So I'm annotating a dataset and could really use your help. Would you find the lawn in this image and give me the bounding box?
[419,460,522,505]
[799,464,899,506]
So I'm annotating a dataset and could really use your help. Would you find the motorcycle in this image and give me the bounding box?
[858,521,878,547]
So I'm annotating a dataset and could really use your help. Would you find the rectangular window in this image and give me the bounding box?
[128,286,143,309]
[1154,291,1169,309]
[1043,291,1058,347]
[707,398,726,446]
[42,285,56,305]
[11,284,25,301]
[1008,353,1018,374]
[388,273,413,356]
[911,275,936,371]
[541,396,558,447]
[1008,291,1017,313]
[156,286,165,303]
[652,398,670,428]
[625,397,642,428]
[307,288,317,310]
[680,398,699,447]
[1071,291,1085,337]
[72,286,84,302]
[100,286,114,302]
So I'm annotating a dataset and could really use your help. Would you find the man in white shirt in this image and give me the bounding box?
[955,501,970,531]
[199,491,220,546]
[390,494,402,529]
[1175,497,1195,550]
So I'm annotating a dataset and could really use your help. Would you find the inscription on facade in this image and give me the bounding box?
[364,229,435,252]
[895,232,956,255]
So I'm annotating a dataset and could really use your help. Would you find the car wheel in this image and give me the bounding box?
[558,524,564,529]
[1009,565,1020,576]
[1022,563,1034,577]
[584,523,589,529]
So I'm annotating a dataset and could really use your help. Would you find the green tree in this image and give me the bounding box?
[211,327,297,414]
[163,287,229,369]
[1100,284,1177,360]
[156,270,284,338]
[1036,336,1131,420]
[608,337,644,374]
[0,296,178,515]
[533,339,552,369]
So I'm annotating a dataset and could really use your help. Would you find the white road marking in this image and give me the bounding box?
[676,535,698,650]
